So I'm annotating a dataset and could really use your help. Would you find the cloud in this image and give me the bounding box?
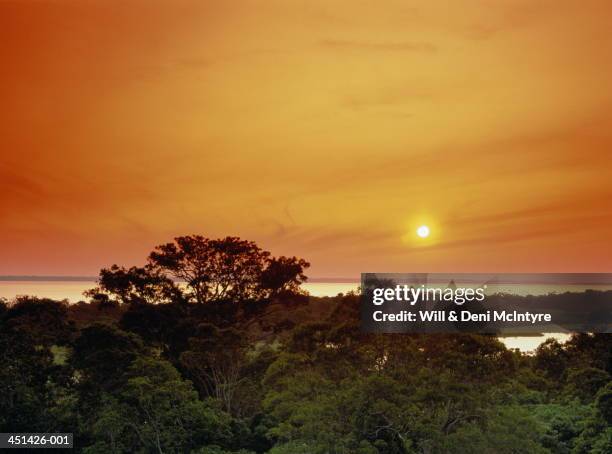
[0,165,45,202]
[424,210,612,254]
[319,39,436,52]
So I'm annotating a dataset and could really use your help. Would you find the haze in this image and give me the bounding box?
[1,1,612,277]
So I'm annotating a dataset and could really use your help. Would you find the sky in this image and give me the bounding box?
[1,0,612,278]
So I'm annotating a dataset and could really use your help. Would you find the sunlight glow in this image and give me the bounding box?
[417,225,430,238]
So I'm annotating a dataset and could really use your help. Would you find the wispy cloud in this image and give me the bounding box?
[319,39,436,52]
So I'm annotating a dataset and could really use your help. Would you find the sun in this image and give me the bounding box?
[417,225,430,238]
[401,219,436,245]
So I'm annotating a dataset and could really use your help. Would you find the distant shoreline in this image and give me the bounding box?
[0,275,361,283]
[0,276,97,282]
[3,274,612,285]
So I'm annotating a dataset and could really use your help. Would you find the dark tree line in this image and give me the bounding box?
[0,236,610,453]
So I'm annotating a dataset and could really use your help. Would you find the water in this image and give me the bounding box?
[0,280,359,302]
[0,280,96,303]
[0,280,576,351]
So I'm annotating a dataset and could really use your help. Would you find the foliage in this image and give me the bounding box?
[147,235,310,303]
[0,237,610,453]
[84,358,233,453]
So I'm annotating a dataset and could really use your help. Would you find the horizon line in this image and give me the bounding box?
[0,275,360,283]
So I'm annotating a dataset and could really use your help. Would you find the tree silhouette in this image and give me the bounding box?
[148,235,309,303]
[86,265,182,305]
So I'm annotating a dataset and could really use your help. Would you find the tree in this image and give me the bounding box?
[4,246,612,453]
[148,236,268,303]
[179,324,246,414]
[534,338,569,380]
[148,235,309,303]
[72,323,144,391]
[258,256,310,298]
[2,297,73,346]
[0,297,78,433]
[86,265,182,305]
[0,327,56,431]
[565,333,612,374]
[84,358,234,453]
[564,367,610,402]
[531,402,591,453]
[119,301,196,359]
[596,381,612,425]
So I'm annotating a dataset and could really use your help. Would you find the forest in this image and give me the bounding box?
[1,236,610,453]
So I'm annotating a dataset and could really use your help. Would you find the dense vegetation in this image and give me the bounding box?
[1,236,610,453]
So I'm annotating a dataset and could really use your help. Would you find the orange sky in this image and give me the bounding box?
[1,0,612,277]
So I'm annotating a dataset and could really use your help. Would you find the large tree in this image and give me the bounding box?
[148,235,309,303]
[90,235,310,305]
